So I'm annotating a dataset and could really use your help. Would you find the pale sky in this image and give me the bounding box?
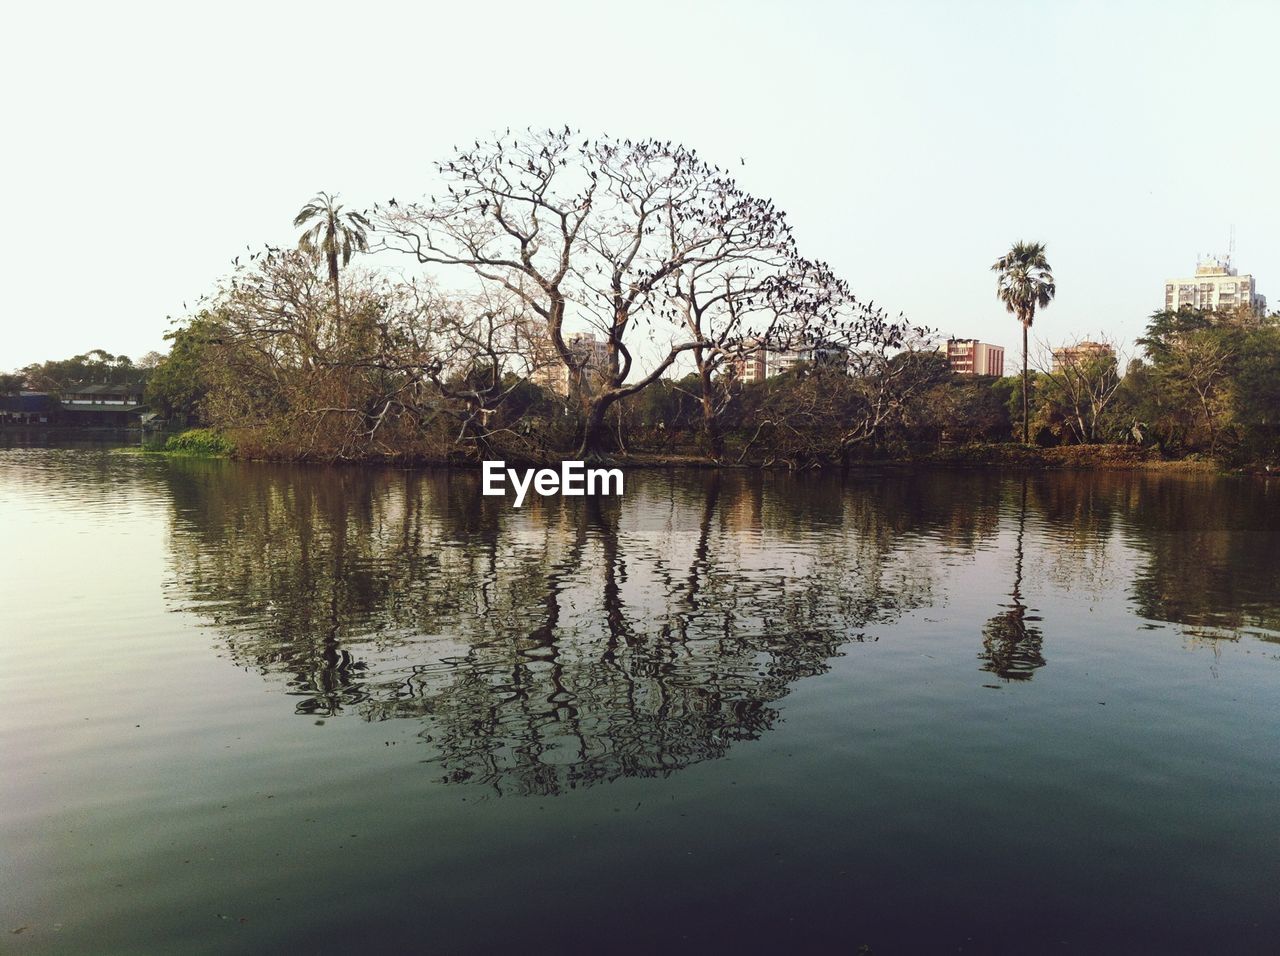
[2,0,1277,372]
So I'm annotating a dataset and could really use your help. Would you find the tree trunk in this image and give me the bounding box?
[331,266,342,338]
[459,413,494,461]
[1021,321,1030,444]
[695,349,723,460]
[577,397,613,462]
[1196,387,1217,454]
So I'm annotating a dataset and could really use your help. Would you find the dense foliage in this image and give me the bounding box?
[163,428,234,456]
[144,316,219,423]
[1127,308,1280,463]
[9,303,1278,469]
[938,308,1280,466]
[15,349,151,392]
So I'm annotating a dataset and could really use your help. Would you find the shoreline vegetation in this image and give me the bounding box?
[160,428,234,457]
[6,130,1279,474]
[149,427,1233,475]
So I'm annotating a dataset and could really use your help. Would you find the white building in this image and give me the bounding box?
[1164,257,1266,316]
[767,343,848,377]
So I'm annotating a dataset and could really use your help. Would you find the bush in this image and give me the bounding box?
[163,428,234,456]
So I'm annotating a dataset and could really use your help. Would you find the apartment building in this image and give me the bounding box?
[730,340,767,384]
[1164,257,1267,316]
[767,343,848,377]
[946,339,1005,377]
[530,332,611,397]
[1051,341,1115,373]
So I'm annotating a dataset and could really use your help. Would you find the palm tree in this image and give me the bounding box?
[293,192,371,327]
[992,241,1055,443]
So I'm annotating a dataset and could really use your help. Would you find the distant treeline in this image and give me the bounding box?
[4,349,162,393]
[10,300,1278,469]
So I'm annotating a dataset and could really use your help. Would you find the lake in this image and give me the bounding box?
[3,445,1279,953]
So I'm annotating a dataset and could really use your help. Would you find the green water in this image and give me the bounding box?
[3,447,1278,953]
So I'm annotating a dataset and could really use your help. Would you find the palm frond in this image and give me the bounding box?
[293,191,368,280]
[993,241,1055,324]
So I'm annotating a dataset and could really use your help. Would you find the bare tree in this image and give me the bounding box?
[652,181,814,457]
[669,254,855,458]
[372,128,863,460]
[735,320,932,468]
[1035,335,1126,444]
[414,286,552,460]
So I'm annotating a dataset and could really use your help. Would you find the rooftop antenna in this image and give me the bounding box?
[1228,224,1236,269]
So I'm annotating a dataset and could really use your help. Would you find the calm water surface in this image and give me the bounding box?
[2,446,1279,953]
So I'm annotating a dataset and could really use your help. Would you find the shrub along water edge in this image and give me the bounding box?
[163,428,234,457]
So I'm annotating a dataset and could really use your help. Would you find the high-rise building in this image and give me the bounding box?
[946,339,1004,376]
[1164,257,1267,316]
[727,340,848,381]
[730,339,767,384]
[767,343,848,377]
[529,332,611,397]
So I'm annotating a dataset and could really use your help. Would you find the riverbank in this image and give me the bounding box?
[614,446,1226,473]
[162,436,1235,473]
[903,443,1223,472]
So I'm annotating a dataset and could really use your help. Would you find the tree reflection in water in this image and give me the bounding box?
[980,477,1045,682]
[1124,474,1280,639]
[163,465,939,795]
[161,461,1280,793]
